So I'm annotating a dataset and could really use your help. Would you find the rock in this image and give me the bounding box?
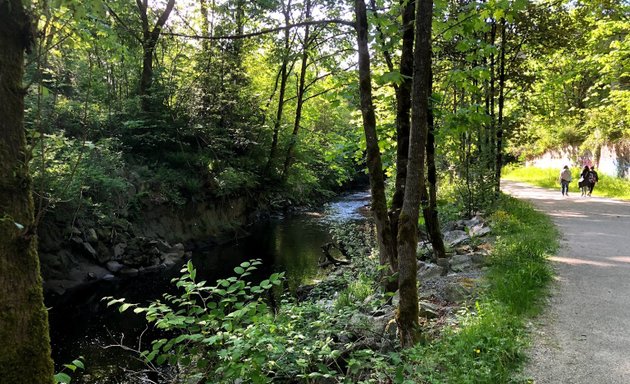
[102,274,116,281]
[119,267,139,277]
[57,249,78,269]
[113,243,127,258]
[155,239,171,252]
[470,253,487,265]
[417,261,442,281]
[443,230,469,246]
[450,254,472,272]
[170,243,186,258]
[96,228,110,241]
[417,241,433,259]
[85,228,98,243]
[418,301,440,319]
[69,227,82,236]
[462,215,482,228]
[70,236,84,246]
[141,264,163,274]
[106,261,124,273]
[95,242,111,264]
[469,224,491,237]
[87,272,97,280]
[162,251,183,263]
[444,280,474,303]
[83,242,98,259]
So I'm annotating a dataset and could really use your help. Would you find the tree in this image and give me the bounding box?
[0,1,55,382]
[136,0,175,112]
[354,0,397,292]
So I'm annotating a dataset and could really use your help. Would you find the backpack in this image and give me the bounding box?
[588,171,597,184]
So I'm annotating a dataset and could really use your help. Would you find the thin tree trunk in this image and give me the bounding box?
[397,0,433,347]
[0,2,55,382]
[388,0,415,269]
[423,68,446,260]
[495,17,507,193]
[488,20,497,171]
[136,0,175,113]
[264,0,292,178]
[354,0,396,291]
[281,0,312,181]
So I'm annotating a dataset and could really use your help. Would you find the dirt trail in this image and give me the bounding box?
[502,181,630,383]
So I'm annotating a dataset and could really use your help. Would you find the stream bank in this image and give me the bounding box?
[39,196,255,297]
[47,189,373,382]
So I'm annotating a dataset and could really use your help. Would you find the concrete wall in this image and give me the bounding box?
[525,141,630,179]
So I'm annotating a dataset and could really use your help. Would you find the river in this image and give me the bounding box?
[47,189,371,383]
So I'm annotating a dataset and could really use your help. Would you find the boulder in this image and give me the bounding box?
[113,243,127,258]
[417,261,442,281]
[418,301,440,319]
[469,224,491,237]
[470,253,487,265]
[69,227,82,236]
[95,242,111,264]
[119,267,139,277]
[85,228,98,243]
[82,242,98,259]
[96,228,110,241]
[106,261,124,273]
[462,215,483,228]
[449,254,472,272]
[443,230,469,247]
[170,243,186,258]
[444,279,478,303]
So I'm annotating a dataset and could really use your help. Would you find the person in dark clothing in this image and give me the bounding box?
[580,166,591,196]
[587,167,599,196]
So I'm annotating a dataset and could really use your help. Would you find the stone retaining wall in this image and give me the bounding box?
[525,141,630,178]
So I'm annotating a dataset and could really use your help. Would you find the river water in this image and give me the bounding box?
[47,189,371,383]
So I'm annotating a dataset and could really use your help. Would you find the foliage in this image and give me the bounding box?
[503,166,630,200]
[53,358,84,384]
[30,134,130,220]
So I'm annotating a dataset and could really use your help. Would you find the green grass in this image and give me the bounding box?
[503,166,630,200]
[396,195,557,384]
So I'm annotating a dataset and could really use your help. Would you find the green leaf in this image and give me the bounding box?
[234,266,245,274]
[54,372,72,384]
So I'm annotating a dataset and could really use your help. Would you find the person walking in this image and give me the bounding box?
[580,165,591,196]
[587,166,599,196]
[560,165,572,196]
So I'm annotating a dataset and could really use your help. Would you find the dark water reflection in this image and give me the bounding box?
[47,189,370,383]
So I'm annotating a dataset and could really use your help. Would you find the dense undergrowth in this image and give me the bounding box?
[503,166,630,200]
[100,194,556,384]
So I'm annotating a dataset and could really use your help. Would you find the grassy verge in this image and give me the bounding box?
[503,166,630,200]
[399,195,557,383]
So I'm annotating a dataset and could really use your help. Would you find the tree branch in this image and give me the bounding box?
[161,19,355,40]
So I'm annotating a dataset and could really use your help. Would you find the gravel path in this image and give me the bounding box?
[502,181,630,384]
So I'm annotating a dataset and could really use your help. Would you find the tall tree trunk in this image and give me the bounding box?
[495,17,507,194]
[281,0,312,181]
[397,0,433,347]
[264,0,292,178]
[0,2,55,382]
[354,0,396,291]
[136,0,175,113]
[423,70,446,260]
[488,20,497,171]
[388,0,415,267]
